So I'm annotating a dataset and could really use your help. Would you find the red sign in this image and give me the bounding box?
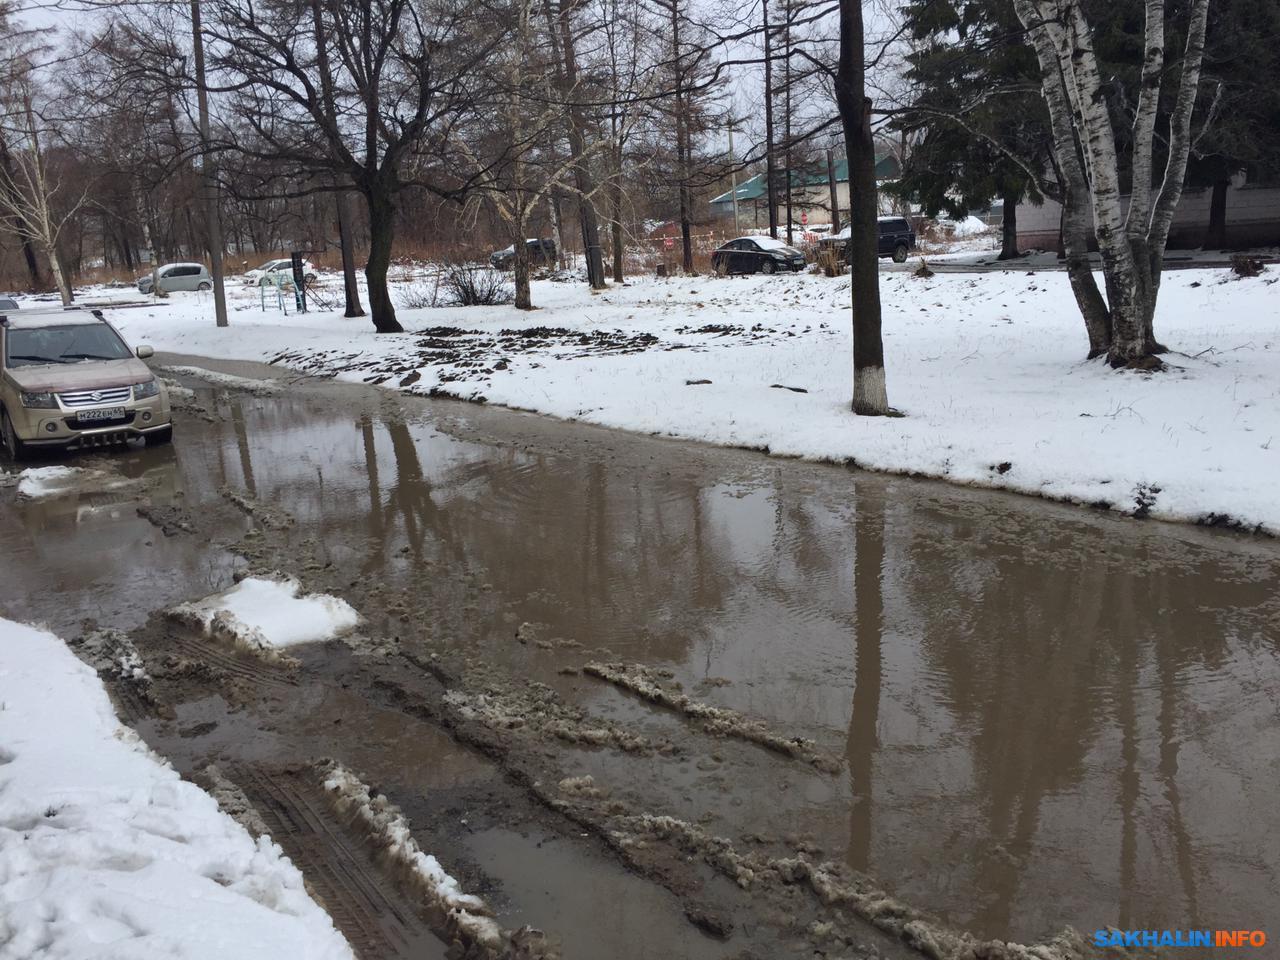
[801,211,808,225]
[664,237,674,249]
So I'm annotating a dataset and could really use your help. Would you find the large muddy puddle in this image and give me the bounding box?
[3,353,1277,951]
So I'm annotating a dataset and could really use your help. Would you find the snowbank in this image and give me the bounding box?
[80,264,1280,534]
[0,616,354,960]
[942,215,990,237]
[172,576,359,655]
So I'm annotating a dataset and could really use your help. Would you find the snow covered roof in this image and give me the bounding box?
[749,236,790,250]
[0,307,105,328]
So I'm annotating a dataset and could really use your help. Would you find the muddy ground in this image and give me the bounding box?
[2,354,1277,959]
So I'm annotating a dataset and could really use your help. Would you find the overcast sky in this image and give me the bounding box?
[9,0,908,165]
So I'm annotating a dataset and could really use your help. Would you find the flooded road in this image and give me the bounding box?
[2,354,1277,958]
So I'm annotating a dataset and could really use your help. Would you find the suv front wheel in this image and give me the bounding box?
[892,244,909,263]
[1,408,30,462]
[145,425,174,447]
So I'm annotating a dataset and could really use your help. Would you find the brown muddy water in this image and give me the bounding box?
[2,353,1277,957]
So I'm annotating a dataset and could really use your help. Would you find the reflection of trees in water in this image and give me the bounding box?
[349,416,732,662]
[895,510,1247,931]
[230,401,256,497]
[846,482,884,873]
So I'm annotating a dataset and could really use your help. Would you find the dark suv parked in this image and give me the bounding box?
[820,217,917,263]
[490,239,557,271]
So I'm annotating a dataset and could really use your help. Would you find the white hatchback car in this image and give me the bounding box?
[244,258,317,285]
[138,262,213,295]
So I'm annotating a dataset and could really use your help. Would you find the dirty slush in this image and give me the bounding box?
[5,359,1277,959]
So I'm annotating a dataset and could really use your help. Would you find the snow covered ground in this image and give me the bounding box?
[172,576,360,655]
[0,616,354,960]
[47,260,1280,533]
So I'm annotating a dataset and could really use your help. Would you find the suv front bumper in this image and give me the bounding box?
[10,394,172,448]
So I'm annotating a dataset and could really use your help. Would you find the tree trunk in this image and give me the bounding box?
[835,0,888,416]
[611,161,625,282]
[363,187,404,333]
[19,236,42,290]
[336,190,365,317]
[998,191,1019,260]
[1062,198,1111,358]
[46,243,73,305]
[513,232,532,310]
[548,193,566,268]
[553,0,606,288]
[1202,177,1229,249]
[1015,0,1113,358]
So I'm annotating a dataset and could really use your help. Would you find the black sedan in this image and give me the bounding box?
[711,237,806,276]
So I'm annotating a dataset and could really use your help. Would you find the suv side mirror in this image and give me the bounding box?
[136,345,155,359]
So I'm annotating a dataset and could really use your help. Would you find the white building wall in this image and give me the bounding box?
[1016,173,1280,250]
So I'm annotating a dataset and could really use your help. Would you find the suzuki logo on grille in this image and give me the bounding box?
[90,391,103,402]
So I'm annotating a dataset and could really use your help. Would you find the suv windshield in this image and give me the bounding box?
[4,323,132,368]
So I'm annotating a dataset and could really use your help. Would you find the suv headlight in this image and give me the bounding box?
[20,391,57,408]
[134,379,160,400]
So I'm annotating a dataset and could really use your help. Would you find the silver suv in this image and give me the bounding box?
[138,262,213,295]
[0,307,172,459]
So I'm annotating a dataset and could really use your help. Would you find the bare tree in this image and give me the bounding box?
[0,68,87,304]
[200,0,506,332]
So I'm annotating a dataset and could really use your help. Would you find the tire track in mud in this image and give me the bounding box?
[362,658,1115,960]
[154,632,300,689]
[226,763,448,960]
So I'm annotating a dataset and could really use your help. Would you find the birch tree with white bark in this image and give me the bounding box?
[0,71,86,305]
[1013,0,1213,368]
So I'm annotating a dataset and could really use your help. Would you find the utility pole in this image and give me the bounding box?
[727,116,740,235]
[783,0,793,245]
[762,0,778,239]
[190,0,227,328]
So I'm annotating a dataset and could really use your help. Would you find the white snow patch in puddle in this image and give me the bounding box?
[160,364,281,394]
[173,576,359,653]
[15,465,138,500]
[0,616,354,960]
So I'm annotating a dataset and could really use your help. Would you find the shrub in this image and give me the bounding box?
[439,263,514,306]
[395,278,441,310]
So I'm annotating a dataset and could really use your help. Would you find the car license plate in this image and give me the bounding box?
[77,406,126,423]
